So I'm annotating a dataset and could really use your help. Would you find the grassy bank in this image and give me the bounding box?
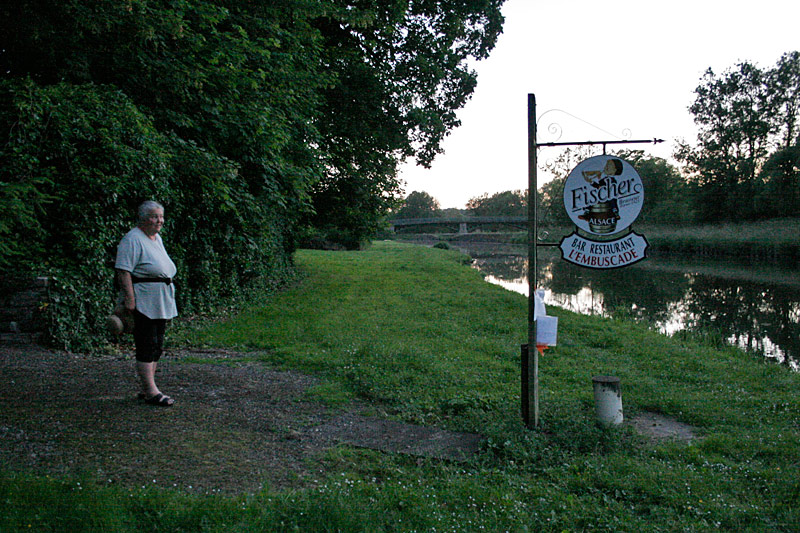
[3,241,799,531]
[642,218,800,260]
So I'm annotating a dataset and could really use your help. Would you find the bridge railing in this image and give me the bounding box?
[389,216,526,226]
[387,216,527,234]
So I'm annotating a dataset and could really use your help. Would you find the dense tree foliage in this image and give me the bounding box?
[0,81,174,274]
[677,51,800,222]
[0,0,505,349]
[466,190,526,217]
[307,0,504,247]
[394,191,441,219]
[758,144,800,218]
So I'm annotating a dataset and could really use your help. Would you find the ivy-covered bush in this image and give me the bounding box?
[0,80,171,349]
[164,136,297,314]
[0,80,296,351]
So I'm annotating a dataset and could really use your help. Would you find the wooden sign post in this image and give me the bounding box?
[525,94,540,429]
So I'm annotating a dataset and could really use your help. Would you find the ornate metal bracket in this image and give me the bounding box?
[535,108,663,153]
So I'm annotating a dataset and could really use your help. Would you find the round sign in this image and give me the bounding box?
[563,155,644,235]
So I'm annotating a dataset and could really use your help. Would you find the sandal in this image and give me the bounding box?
[144,393,174,407]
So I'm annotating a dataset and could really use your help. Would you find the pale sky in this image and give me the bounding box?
[398,0,800,209]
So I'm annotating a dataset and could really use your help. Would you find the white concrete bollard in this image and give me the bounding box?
[592,375,623,425]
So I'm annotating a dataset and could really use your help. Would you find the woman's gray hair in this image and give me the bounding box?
[137,200,164,222]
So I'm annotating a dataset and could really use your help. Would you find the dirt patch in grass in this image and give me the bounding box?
[629,411,700,444]
[0,344,483,494]
[308,413,483,461]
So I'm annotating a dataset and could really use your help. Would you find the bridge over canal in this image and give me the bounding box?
[388,216,527,234]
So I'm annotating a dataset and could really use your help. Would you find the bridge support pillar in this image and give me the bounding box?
[459,222,468,234]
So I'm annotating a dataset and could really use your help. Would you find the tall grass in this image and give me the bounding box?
[3,241,799,531]
[642,218,800,246]
[642,218,800,261]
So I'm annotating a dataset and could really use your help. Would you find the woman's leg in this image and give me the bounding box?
[133,311,172,404]
[136,360,159,396]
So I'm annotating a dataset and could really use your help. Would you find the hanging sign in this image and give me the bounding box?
[560,155,648,269]
[559,232,648,269]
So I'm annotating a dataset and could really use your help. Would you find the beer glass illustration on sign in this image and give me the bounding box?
[578,159,622,234]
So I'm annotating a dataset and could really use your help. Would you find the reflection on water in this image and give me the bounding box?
[453,242,800,372]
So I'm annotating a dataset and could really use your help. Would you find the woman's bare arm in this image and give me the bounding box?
[116,269,135,311]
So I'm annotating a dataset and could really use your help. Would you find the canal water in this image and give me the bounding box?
[449,242,800,372]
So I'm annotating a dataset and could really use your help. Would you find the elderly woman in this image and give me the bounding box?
[115,200,178,406]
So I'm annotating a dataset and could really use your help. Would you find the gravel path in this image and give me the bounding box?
[0,344,484,494]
